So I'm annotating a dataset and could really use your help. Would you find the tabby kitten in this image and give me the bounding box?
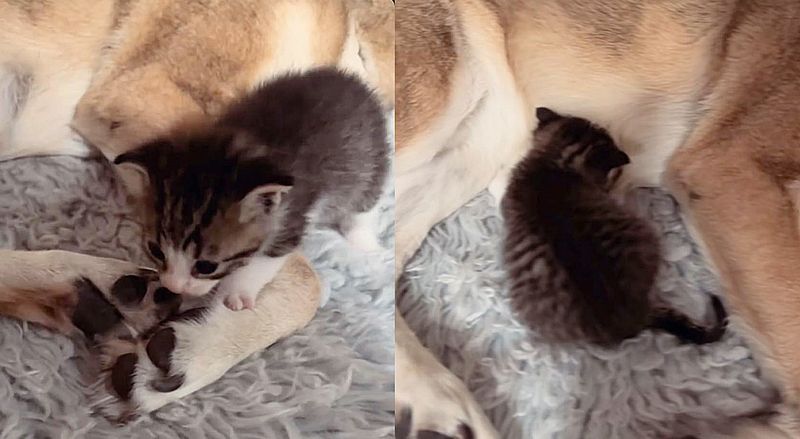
[500,107,727,346]
[115,67,389,310]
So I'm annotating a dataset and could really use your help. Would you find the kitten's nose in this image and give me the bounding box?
[160,274,190,295]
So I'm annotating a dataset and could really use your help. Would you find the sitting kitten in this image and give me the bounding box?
[500,107,727,346]
[115,67,389,310]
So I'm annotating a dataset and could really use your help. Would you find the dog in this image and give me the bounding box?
[0,0,393,415]
[396,0,800,437]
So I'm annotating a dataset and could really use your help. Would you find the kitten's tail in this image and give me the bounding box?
[649,295,728,345]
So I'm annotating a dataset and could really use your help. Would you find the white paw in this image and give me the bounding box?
[222,291,256,311]
[214,255,285,311]
[345,225,382,252]
[90,254,319,422]
[396,363,498,439]
[91,307,228,419]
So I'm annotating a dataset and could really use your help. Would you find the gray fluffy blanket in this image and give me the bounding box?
[0,156,394,438]
[398,190,778,439]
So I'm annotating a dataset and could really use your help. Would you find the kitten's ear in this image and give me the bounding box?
[606,147,631,169]
[238,183,293,223]
[590,145,631,173]
[113,139,172,198]
[535,107,561,126]
[113,141,165,198]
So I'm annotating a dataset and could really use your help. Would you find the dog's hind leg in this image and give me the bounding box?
[667,79,800,437]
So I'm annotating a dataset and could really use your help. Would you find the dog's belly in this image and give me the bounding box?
[518,67,698,189]
[501,1,725,188]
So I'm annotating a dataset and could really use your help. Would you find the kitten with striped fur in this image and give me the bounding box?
[115,67,389,310]
[500,107,727,346]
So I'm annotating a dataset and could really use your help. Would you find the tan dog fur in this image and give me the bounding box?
[346,0,395,107]
[397,0,800,437]
[0,0,394,162]
[71,0,351,160]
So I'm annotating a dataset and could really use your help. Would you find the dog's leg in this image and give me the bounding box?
[0,249,177,337]
[396,312,499,439]
[397,149,497,270]
[396,98,522,438]
[395,1,530,435]
[396,136,512,439]
[0,0,109,161]
[395,95,529,439]
[668,127,800,436]
[1,67,93,161]
[94,252,320,418]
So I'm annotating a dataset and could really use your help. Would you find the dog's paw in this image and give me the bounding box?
[90,254,320,421]
[71,267,182,341]
[396,370,498,439]
[397,407,477,439]
[92,306,234,418]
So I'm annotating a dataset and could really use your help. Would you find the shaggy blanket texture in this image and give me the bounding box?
[398,190,779,439]
[0,156,394,438]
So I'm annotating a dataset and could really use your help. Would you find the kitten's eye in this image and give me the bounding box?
[147,241,165,262]
[193,260,218,275]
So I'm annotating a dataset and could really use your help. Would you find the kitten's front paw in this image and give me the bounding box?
[222,292,256,311]
[215,261,276,311]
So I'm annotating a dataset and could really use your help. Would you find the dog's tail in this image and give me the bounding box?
[649,295,728,345]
